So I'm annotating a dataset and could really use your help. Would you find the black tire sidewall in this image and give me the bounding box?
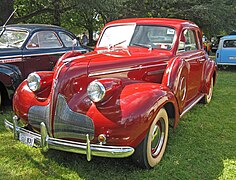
[133,108,169,168]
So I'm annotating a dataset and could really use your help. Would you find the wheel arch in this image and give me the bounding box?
[0,64,23,101]
[202,59,217,94]
[163,102,177,128]
[0,80,9,104]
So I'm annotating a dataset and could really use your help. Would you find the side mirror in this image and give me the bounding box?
[72,39,78,51]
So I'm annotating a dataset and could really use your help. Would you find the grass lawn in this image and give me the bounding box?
[0,68,236,179]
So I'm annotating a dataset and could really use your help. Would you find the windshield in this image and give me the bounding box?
[98,24,135,48]
[98,24,176,50]
[0,29,28,48]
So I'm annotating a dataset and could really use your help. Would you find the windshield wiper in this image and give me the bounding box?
[131,43,152,50]
[108,40,126,49]
[7,44,19,48]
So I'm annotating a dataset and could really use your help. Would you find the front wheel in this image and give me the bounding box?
[0,91,2,113]
[132,108,169,168]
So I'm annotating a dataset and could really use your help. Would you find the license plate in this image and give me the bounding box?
[19,133,34,147]
[229,56,236,60]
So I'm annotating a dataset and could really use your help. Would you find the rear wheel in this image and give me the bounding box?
[132,108,169,168]
[202,77,214,104]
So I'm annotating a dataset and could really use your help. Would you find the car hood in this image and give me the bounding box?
[86,47,172,75]
[55,46,173,106]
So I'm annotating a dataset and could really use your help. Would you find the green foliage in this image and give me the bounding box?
[122,0,236,37]
[0,67,236,179]
[1,0,236,41]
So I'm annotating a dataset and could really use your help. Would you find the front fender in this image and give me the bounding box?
[85,83,178,147]
[0,64,22,99]
[13,80,50,125]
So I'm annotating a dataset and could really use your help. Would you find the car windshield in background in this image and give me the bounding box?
[98,24,176,50]
[0,30,28,48]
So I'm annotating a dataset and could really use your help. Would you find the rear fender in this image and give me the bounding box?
[162,57,190,113]
[202,58,217,93]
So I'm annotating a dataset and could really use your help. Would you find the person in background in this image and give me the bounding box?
[203,40,207,52]
[206,40,211,55]
[82,32,88,46]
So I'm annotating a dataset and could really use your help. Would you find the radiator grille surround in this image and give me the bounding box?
[53,94,94,140]
[28,94,95,140]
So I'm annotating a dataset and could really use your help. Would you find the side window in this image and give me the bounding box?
[59,32,74,47]
[223,40,236,48]
[178,29,198,52]
[27,31,62,49]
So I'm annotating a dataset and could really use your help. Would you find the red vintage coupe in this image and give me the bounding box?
[4,18,217,168]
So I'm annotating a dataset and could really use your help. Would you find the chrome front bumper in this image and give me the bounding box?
[4,118,134,161]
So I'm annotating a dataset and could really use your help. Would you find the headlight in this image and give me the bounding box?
[87,80,105,102]
[27,72,41,92]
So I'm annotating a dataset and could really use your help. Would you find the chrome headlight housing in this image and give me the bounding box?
[27,72,41,92]
[87,80,105,102]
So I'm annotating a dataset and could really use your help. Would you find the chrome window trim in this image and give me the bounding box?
[26,30,63,50]
[0,50,86,60]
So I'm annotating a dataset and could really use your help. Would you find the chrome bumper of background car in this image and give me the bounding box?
[4,119,135,161]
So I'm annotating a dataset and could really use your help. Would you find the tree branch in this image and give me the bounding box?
[13,8,54,23]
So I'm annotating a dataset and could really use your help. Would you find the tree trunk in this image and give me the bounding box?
[53,0,61,26]
[0,0,14,25]
[88,28,94,45]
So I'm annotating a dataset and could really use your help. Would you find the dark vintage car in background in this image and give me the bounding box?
[4,18,217,168]
[0,24,89,106]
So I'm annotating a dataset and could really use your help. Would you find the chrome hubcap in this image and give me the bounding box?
[207,79,213,101]
[151,118,165,157]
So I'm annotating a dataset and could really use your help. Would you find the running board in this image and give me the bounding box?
[180,94,204,118]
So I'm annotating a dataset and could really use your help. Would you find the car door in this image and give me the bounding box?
[176,28,205,106]
[22,30,65,79]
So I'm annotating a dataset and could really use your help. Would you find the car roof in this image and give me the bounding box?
[221,35,236,40]
[3,24,67,32]
[105,18,198,29]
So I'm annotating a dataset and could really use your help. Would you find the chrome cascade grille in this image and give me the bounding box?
[28,94,94,140]
[53,94,94,140]
[28,104,50,130]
